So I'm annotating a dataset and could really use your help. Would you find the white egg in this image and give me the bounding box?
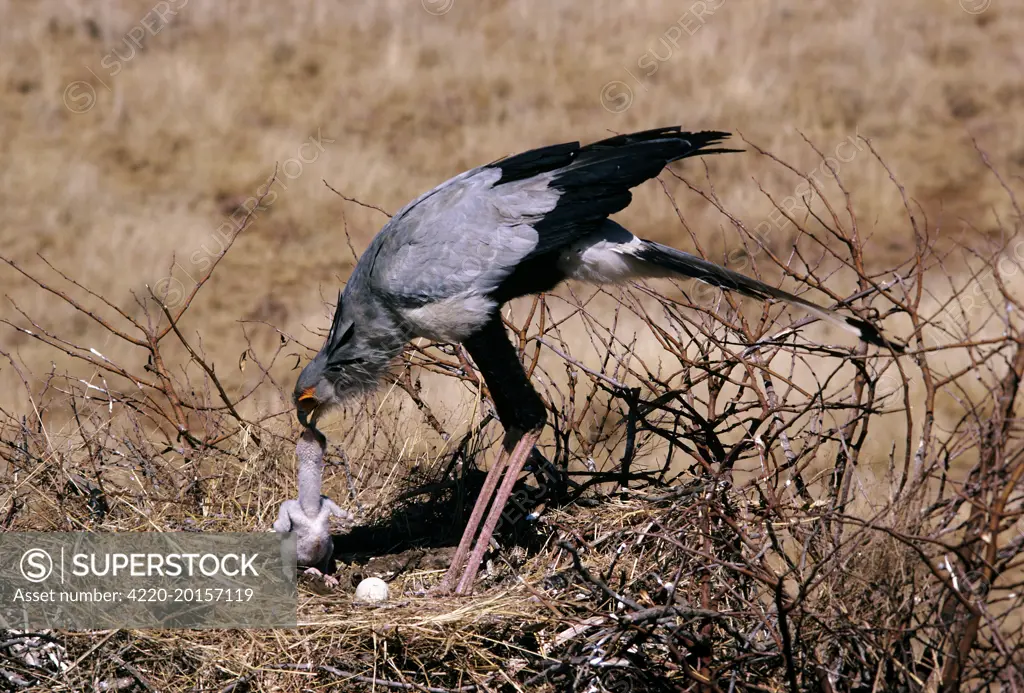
[354,577,389,603]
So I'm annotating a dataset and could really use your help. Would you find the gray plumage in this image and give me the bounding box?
[288,127,902,593]
[293,165,559,421]
[273,426,352,571]
[294,127,901,427]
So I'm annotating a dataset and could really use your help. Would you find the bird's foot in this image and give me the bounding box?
[302,567,340,590]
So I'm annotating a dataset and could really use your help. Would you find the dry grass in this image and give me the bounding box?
[3,141,1023,689]
[2,0,1023,417]
[2,1,1024,691]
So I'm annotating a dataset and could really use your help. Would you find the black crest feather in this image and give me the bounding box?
[324,291,354,357]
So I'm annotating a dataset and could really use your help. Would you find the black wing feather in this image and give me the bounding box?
[488,127,739,303]
[489,128,738,259]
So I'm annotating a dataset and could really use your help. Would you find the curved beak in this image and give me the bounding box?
[296,387,318,429]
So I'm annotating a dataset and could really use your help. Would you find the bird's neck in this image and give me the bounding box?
[296,428,326,517]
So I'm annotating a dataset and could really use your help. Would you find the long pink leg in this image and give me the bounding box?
[455,429,541,594]
[437,442,512,593]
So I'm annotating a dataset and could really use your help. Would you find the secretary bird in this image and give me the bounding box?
[290,126,903,594]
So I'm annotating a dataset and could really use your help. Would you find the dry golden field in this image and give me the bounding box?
[2,0,1022,415]
[2,1,1024,690]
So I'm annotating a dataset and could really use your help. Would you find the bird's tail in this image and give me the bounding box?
[634,240,904,352]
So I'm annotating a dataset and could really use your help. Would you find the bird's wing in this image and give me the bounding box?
[489,127,736,260]
[272,500,298,533]
[361,128,737,306]
[363,165,556,305]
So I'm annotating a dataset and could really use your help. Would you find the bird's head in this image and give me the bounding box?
[293,291,392,427]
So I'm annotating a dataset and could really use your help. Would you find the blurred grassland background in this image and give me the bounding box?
[1,0,1022,448]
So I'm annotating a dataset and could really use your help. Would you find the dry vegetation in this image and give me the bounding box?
[1,0,1023,691]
